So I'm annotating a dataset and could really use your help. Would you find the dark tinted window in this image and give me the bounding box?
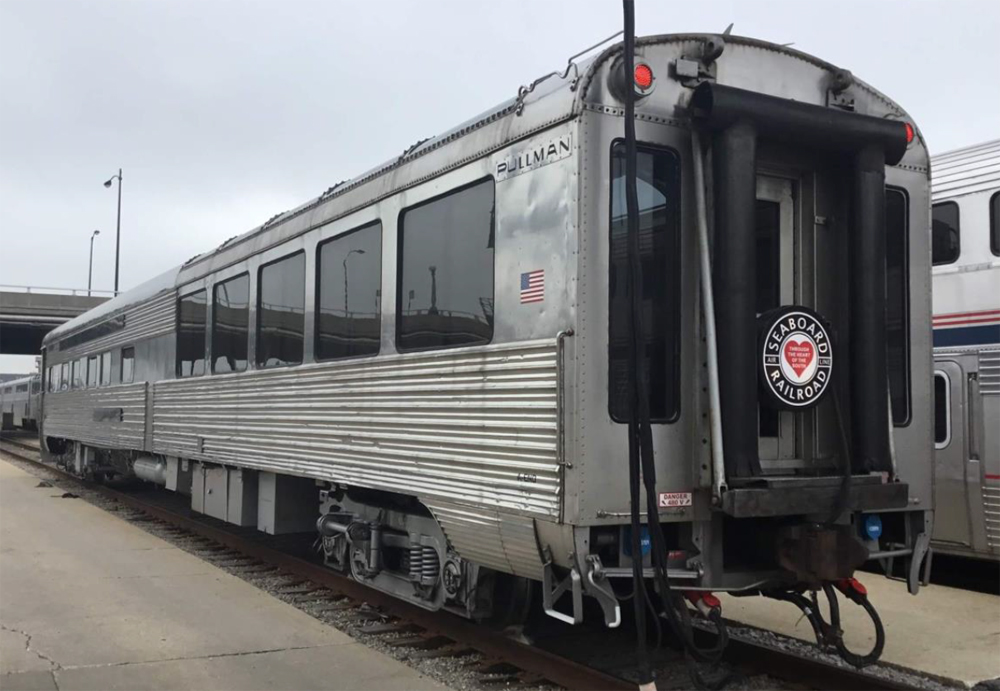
[886,188,910,425]
[177,290,207,377]
[934,373,949,445]
[47,367,54,393]
[213,273,250,373]
[258,252,305,367]
[317,223,382,360]
[87,356,98,387]
[397,179,495,352]
[756,199,781,438]
[100,352,111,386]
[121,347,134,384]
[608,142,682,423]
[991,192,999,256]
[932,201,960,265]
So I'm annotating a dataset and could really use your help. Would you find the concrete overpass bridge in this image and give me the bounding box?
[0,286,112,355]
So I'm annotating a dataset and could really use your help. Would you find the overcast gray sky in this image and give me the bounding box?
[1,0,998,373]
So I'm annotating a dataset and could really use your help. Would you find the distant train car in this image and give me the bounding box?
[930,139,1000,562]
[37,31,933,665]
[1,374,41,431]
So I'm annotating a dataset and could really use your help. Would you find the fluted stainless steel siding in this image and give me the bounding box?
[983,481,1000,551]
[151,339,562,519]
[53,291,175,359]
[424,500,543,579]
[43,384,148,449]
[980,350,1000,395]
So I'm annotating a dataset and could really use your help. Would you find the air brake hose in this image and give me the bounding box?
[825,582,885,667]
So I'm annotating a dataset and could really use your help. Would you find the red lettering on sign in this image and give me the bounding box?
[783,340,815,378]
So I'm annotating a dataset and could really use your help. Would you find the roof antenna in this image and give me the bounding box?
[722,22,734,37]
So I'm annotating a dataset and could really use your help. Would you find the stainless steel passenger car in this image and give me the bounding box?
[39,32,934,627]
[929,139,1000,561]
[1,374,40,430]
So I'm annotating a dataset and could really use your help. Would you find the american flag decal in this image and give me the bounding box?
[520,269,545,304]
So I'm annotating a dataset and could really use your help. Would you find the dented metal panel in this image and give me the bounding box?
[43,383,147,450]
[425,500,544,579]
[152,339,562,519]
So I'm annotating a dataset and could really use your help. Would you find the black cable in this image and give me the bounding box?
[620,2,653,684]
[825,583,885,667]
[620,5,731,688]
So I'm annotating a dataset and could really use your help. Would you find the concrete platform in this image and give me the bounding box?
[720,573,1000,687]
[0,458,449,690]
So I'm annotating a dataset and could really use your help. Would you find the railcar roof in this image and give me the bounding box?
[931,138,1000,201]
[44,32,918,349]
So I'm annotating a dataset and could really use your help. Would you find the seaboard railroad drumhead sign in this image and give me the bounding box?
[759,308,833,409]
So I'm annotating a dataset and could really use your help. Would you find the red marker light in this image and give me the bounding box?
[634,63,654,90]
[904,122,915,144]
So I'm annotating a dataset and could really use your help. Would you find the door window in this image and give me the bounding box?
[608,142,681,423]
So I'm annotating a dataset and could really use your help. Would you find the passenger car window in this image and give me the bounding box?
[257,252,305,368]
[177,290,207,377]
[100,352,111,386]
[991,191,999,257]
[121,347,135,384]
[934,372,950,448]
[886,188,910,425]
[60,363,69,390]
[397,179,495,352]
[47,367,54,393]
[317,222,382,361]
[213,273,250,373]
[931,201,960,265]
[608,142,682,423]
[87,355,99,388]
[73,358,85,389]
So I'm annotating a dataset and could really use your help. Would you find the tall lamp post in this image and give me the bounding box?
[103,169,123,294]
[87,230,101,296]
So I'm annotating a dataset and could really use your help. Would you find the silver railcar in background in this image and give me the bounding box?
[1,374,41,430]
[38,32,934,646]
[929,139,1000,561]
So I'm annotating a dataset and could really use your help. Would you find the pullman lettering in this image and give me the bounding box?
[496,135,572,181]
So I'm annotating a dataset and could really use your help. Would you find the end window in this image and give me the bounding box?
[608,141,682,423]
[177,290,207,377]
[886,187,910,425]
[932,201,960,265]
[397,179,495,352]
[121,347,135,384]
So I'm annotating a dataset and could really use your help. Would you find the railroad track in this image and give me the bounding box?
[0,439,925,691]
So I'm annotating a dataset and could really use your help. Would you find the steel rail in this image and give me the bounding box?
[0,441,920,691]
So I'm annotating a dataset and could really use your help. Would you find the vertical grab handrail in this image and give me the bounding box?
[691,130,727,502]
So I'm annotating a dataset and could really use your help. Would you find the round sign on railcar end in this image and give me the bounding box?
[758,306,834,410]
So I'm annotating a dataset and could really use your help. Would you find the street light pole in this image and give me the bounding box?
[88,230,101,296]
[342,249,365,315]
[103,169,123,294]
